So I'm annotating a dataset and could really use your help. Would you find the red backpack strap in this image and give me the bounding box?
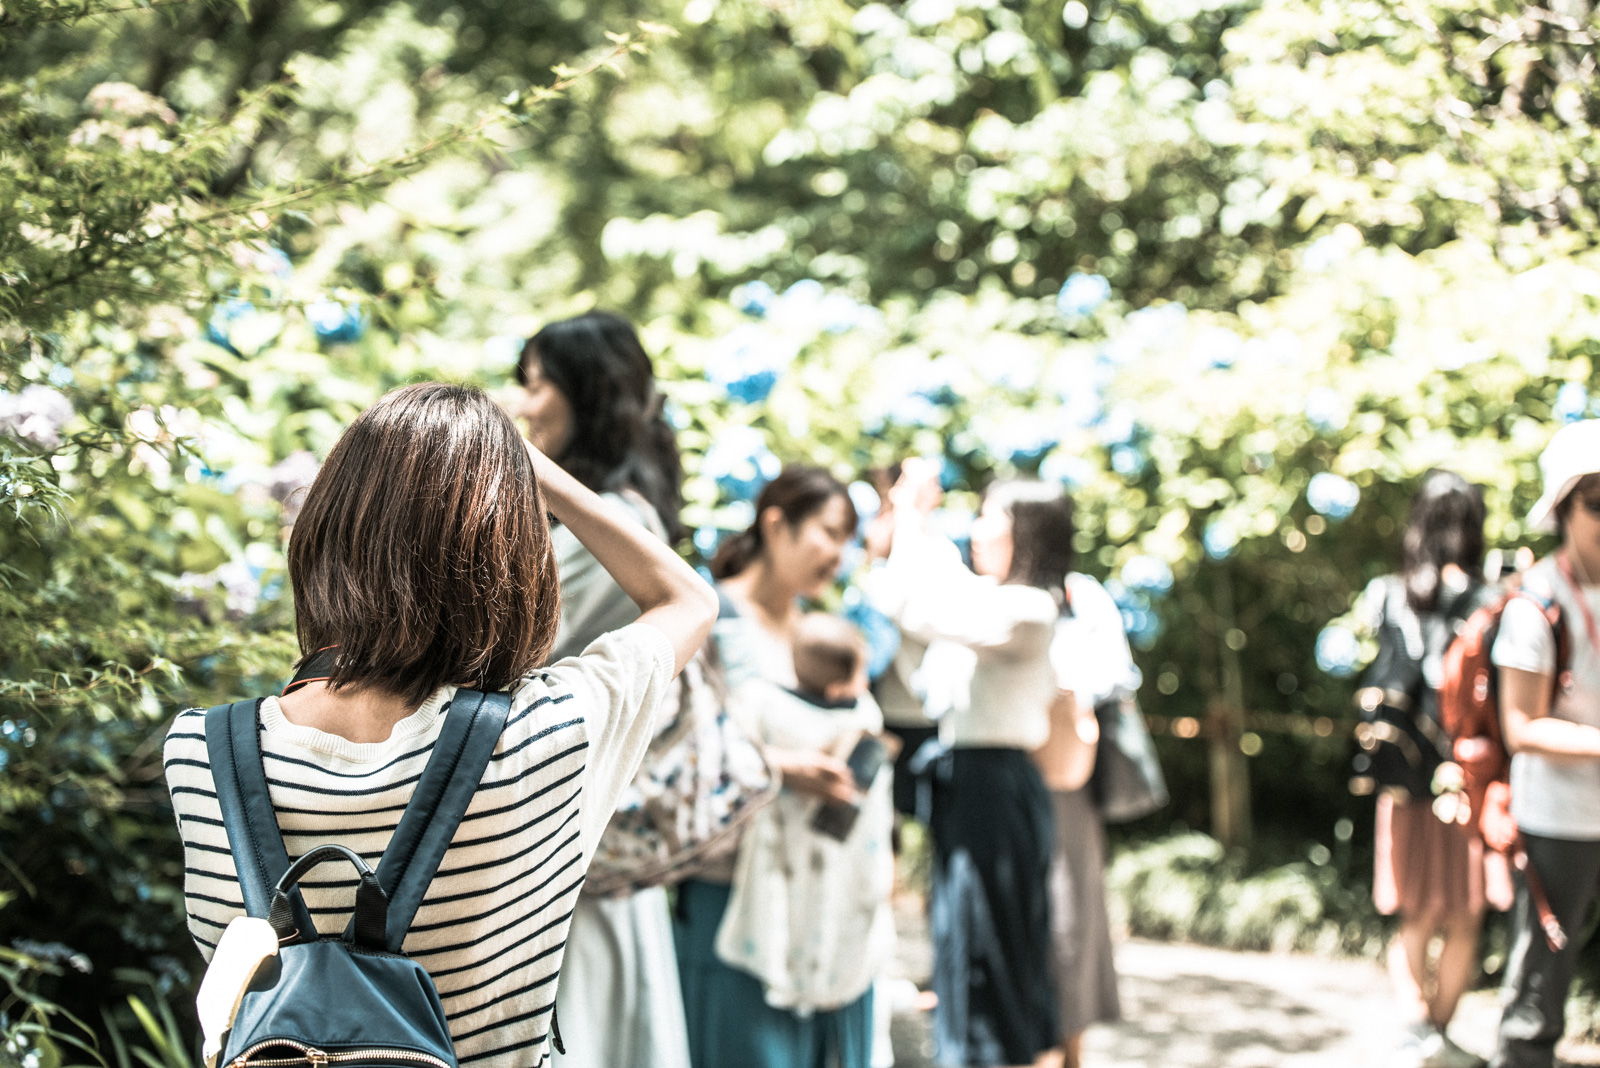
[1513,833,1570,952]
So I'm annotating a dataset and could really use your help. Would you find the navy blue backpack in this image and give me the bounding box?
[204,685,511,1068]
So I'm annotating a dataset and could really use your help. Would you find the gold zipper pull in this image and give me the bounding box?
[306,1051,330,1067]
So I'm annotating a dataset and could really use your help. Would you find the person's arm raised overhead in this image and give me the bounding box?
[526,440,717,675]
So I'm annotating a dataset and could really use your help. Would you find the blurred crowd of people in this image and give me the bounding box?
[520,311,1600,1068]
[513,311,1140,1068]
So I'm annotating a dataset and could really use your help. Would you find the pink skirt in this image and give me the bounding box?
[1373,791,1512,917]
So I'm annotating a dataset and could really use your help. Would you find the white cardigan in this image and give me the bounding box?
[865,513,1060,751]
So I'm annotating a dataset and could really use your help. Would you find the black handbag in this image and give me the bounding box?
[1089,695,1169,823]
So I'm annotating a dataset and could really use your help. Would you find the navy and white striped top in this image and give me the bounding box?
[163,623,676,1068]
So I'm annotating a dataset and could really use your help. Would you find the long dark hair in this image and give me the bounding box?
[710,466,857,580]
[519,311,685,543]
[289,384,560,705]
[985,478,1076,600]
[1401,469,1485,613]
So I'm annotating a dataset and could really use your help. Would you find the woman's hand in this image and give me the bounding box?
[767,747,860,805]
[889,457,943,518]
[864,504,896,561]
[522,438,716,675]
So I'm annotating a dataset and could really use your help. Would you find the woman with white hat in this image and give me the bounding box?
[1491,418,1600,1068]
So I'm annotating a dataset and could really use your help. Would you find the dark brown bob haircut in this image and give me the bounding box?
[984,478,1076,600]
[288,383,560,705]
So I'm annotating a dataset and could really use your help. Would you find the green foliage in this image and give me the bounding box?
[1108,832,1384,955]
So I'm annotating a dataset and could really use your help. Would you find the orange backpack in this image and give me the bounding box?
[1436,566,1574,949]
[1435,584,1567,850]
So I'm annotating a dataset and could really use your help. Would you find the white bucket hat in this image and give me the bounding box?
[1528,418,1600,533]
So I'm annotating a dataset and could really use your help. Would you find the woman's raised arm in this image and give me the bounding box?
[527,441,717,674]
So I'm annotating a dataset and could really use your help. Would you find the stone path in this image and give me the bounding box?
[886,897,1600,1067]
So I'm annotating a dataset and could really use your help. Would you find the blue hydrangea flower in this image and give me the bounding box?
[1110,445,1148,478]
[206,298,256,354]
[732,280,777,318]
[1315,624,1361,678]
[1057,272,1111,319]
[306,300,367,344]
[707,326,791,405]
[841,588,902,680]
[783,278,826,305]
[981,413,1058,465]
[702,426,781,501]
[1120,554,1174,596]
[1096,403,1138,447]
[1039,450,1094,489]
[1304,387,1350,433]
[1307,472,1360,520]
[1555,381,1589,424]
[257,246,294,280]
[886,393,945,429]
[1203,518,1240,560]
[819,292,864,334]
[1190,326,1242,370]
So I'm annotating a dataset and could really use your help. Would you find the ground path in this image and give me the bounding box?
[887,896,1600,1067]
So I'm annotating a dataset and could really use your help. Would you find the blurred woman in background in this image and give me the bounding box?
[516,311,692,1068]
[675,465,880,1068]
[1030,492,1127,1068]
[867,461,1063,1068]
[1357,470,1494,1068]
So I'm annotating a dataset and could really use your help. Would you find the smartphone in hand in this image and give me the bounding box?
[811,734,891,841]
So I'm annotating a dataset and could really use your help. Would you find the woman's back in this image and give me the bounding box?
[167,624,675,1067]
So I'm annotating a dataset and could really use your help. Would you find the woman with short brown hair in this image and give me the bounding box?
[166,382,717,1068]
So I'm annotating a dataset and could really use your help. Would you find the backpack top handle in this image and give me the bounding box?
[268,843,389,949]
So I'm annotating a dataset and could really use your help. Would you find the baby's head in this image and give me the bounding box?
[792,612,867,705]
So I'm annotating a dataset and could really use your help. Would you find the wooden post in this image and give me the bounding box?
[1209,562,1253,848]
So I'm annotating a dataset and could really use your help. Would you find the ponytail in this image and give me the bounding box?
[706,465,858,581]
[710,527,763,580]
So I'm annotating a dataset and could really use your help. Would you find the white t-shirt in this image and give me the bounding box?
[1052,573,1142,711]
[1490,557,1600,840]
[164,622,676,1068]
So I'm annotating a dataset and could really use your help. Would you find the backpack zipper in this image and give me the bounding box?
[230,1039,451,1068]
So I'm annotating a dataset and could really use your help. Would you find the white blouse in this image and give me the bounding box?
[865,514,1060,750]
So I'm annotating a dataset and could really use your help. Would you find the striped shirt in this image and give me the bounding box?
[163,622,676,1068]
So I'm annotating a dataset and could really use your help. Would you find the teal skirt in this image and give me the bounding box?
[672,879,874,1068]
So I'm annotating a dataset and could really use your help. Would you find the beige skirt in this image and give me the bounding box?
[1373,791,1512,917]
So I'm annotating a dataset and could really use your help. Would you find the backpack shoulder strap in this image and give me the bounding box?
[370,687,512,952]
[205,699,316,941]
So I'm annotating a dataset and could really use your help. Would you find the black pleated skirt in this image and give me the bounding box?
[927,746,1059,1066]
